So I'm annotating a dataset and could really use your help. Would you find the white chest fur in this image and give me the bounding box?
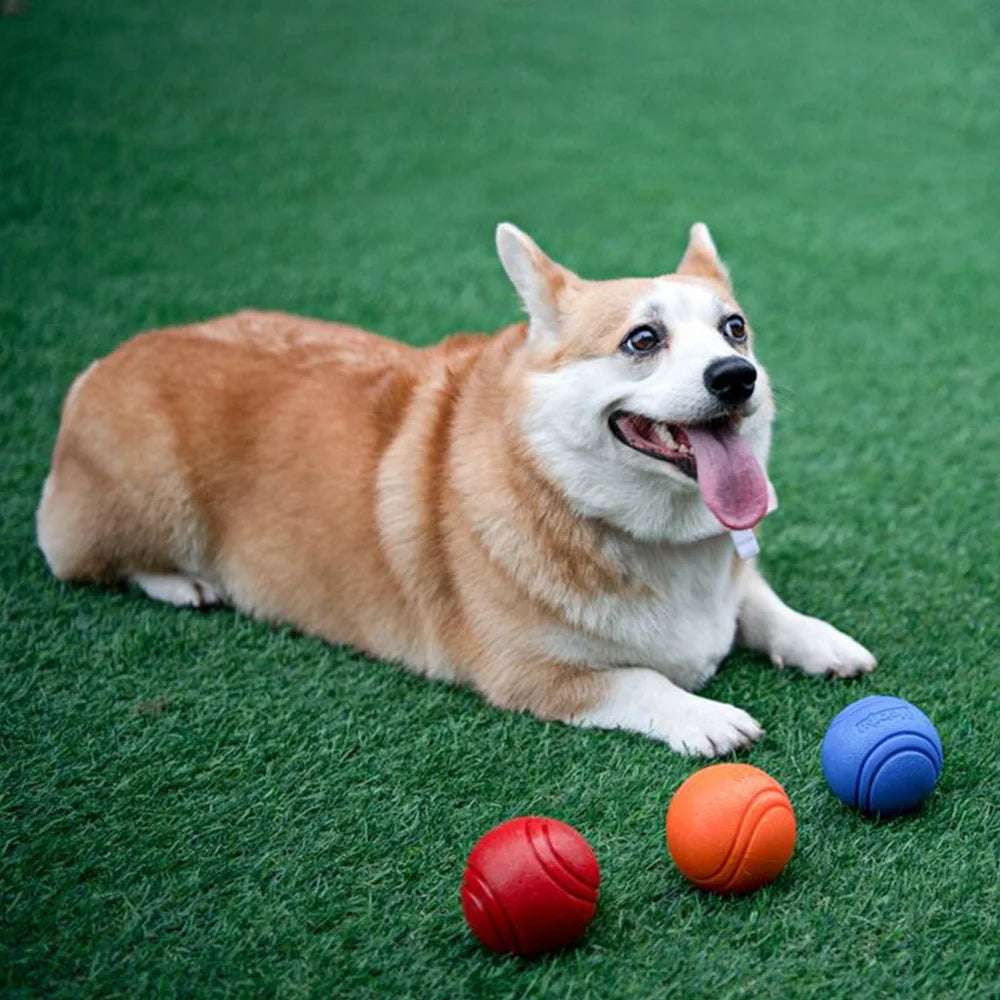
[543,533,743,691]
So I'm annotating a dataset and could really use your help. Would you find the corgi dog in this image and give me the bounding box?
[36,223,875,755]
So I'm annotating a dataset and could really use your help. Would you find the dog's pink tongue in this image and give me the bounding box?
[686,424,769,531]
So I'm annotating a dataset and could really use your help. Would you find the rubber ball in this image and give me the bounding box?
[666,763,796,894]
[821,694,943,814]
[460,815,600,956]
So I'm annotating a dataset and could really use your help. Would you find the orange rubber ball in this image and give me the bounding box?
[665,763,796,894]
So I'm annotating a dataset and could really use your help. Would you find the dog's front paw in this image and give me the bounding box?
[668,697,764,757]
[770,613,876,678]
[573,668,763,756]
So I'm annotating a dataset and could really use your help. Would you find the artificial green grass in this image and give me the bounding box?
[2,0,999,996]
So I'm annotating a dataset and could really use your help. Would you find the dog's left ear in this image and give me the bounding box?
[676,222,733,293]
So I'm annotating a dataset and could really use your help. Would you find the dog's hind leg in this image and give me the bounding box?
[129,573,220,609]
[36,363,211,598]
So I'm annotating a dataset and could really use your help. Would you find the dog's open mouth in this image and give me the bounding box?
[609,410,770,531]
[609,412,698,479]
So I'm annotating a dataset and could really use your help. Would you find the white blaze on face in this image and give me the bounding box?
[521,278,776,543]
[622,281,751,423]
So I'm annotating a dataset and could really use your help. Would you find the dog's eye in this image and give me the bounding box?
[721,314,747,343]
[621,325,662,355]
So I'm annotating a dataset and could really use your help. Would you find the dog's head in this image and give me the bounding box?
[498,222,776,544]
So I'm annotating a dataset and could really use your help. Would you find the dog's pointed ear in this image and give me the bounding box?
[496,223,578,342]
[676,222,732,292]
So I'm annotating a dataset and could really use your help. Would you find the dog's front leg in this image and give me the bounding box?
[574,667,764,755]
[737,562,876,678]
[483,657,762,756]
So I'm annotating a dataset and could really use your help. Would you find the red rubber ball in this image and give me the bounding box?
[460,816,600,956]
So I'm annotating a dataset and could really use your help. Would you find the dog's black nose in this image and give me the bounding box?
[703,357,757,407]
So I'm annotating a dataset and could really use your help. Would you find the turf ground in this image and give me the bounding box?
[3,1,999,997]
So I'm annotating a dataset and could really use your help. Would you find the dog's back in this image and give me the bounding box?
[37,310,502,667]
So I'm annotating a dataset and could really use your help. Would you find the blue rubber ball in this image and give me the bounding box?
[821,695,943,815]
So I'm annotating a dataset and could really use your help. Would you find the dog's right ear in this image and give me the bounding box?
[496,223,578,342]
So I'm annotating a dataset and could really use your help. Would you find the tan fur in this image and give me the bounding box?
[37,226,876,751]
[37,306,631,717]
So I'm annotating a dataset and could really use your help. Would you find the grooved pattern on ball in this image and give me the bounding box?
[525,818,600,903]
[693,787,778,880]
[666,763,796,895]
[821,696,944,815]
[542,821,601,892]
[699,794,794,892]
[460,816,600,956]
[855,731,943,812]
[715,802,796,893]
[460,862,521,954]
